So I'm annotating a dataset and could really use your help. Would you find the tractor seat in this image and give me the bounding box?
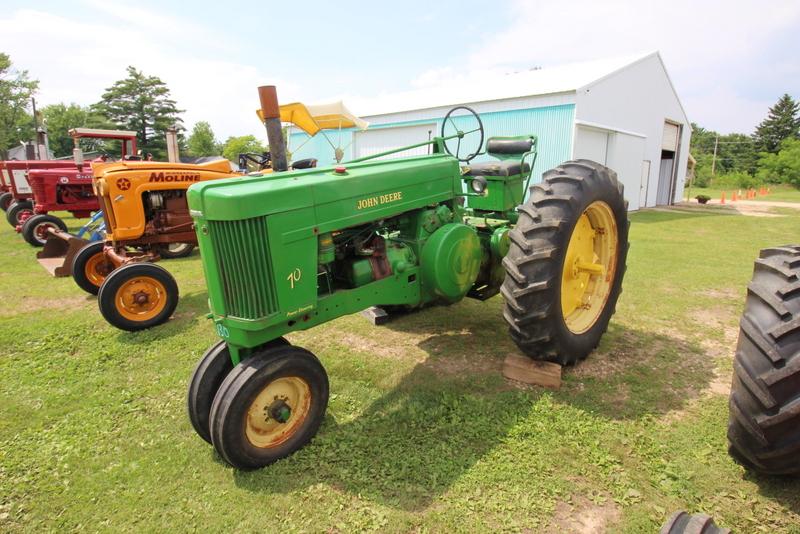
[464,160,530,177]
[290,158,317,170]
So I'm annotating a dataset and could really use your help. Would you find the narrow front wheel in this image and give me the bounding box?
[97,263,179,331]
[209,345,329,469]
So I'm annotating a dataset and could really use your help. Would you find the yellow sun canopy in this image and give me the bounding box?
[257,101,369,136]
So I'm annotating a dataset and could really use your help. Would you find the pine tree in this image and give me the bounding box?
[753,94,800,153]
[94,66,184,160]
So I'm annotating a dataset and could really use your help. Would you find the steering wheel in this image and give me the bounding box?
[440,106,484,163]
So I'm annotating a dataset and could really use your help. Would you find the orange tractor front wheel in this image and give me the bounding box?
[97,263,179,331]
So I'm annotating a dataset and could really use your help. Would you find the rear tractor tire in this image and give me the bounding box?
[660,511,730,534]
[158,242,195,259]
[72,241,114,295]
[6,200,33,227]
[21,214,67,247]
[501,159,629,365]
[209,345,329,469]
[97,262,179,331]
[0,192,12,211]
[727,246,800,475]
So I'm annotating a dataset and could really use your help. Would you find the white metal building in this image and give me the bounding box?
[290,51,690,211]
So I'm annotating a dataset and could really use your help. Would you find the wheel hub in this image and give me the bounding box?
[560,201,618,334]
[245,376,312,449]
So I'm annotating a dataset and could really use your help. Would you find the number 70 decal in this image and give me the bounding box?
[287,268,302,289]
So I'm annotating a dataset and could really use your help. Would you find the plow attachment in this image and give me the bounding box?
[36,229,90,277]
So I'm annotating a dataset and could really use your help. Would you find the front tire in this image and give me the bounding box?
[501,160,629,365]
[72,241,114,295]
[188,337,290,444]
[209,345,329,469]
[97,263,179,331]
[21,214,67,247]
[0,192,12,211]
[6,200,33,227]
[727,246,800,475]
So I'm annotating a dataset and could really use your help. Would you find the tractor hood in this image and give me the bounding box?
[187,154,461,230]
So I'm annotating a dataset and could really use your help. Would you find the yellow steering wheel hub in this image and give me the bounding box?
[560,201,618,334]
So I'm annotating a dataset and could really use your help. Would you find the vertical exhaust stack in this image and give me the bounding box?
[258,85,288,172]
[166,126,179,163]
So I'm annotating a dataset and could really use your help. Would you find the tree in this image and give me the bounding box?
[187,121,220,156]
[753,94,800,153]
[221,135,266,162]
[94,66,184,160]
[0,53,39,159]
[41,103,114,157]
[757,138,800,187]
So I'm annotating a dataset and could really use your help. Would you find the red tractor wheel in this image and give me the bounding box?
[6,200,33,227]
[0,192,12,211]
[21,214,67,247]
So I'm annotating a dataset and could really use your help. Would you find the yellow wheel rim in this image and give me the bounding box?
[245,377,312,449]
[85,253,112,287]
[560,201,618,334]
[114,275,168,322]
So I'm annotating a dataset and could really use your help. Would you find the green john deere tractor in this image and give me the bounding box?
[185,87,629,469]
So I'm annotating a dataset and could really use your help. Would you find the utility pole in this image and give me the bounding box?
[711,134,718,177]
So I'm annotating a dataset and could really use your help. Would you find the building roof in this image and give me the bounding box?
[350,51,660,118]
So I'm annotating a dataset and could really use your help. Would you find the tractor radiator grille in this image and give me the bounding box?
[208,217,278,320]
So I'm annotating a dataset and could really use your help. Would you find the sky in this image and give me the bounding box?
[1,0,798,140]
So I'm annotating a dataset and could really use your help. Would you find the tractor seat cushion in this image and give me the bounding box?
[465,160,530,177]
[486,138,534,155]
[290,158,317,170]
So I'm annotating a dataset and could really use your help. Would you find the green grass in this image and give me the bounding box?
[686,184,800,203]
[1,208,799,533]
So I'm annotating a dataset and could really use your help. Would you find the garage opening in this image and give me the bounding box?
[656,121,680,205]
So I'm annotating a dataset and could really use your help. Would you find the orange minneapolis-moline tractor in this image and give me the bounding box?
[58,101,366,332]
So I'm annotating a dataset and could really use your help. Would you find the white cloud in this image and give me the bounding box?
[0,5,304,142]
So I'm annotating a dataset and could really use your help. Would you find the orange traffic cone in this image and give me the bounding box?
[732,191,738,201]
[720,191,726,204]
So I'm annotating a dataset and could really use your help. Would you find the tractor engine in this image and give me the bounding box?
[143,190,193,236]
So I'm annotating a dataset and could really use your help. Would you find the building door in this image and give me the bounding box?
[656,122,680,205]
[353,123,437,160]
[640,160,651,208]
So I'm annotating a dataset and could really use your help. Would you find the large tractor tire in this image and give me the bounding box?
[727,246,800,475]
[21,214,67,247]
[6,200,33,227]
[660,511,730,534]
[209,345,328,469]
[159,242,195,259]
[501,160,629,365]
[0,192,12,211]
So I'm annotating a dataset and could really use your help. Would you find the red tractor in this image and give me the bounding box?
[6,129,139,247]
[2,160,78,218]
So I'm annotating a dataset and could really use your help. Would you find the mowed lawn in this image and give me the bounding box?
[1,206,799,533]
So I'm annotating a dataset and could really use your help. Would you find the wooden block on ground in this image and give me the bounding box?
[359,306,390,326]
[502,354,562,389]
